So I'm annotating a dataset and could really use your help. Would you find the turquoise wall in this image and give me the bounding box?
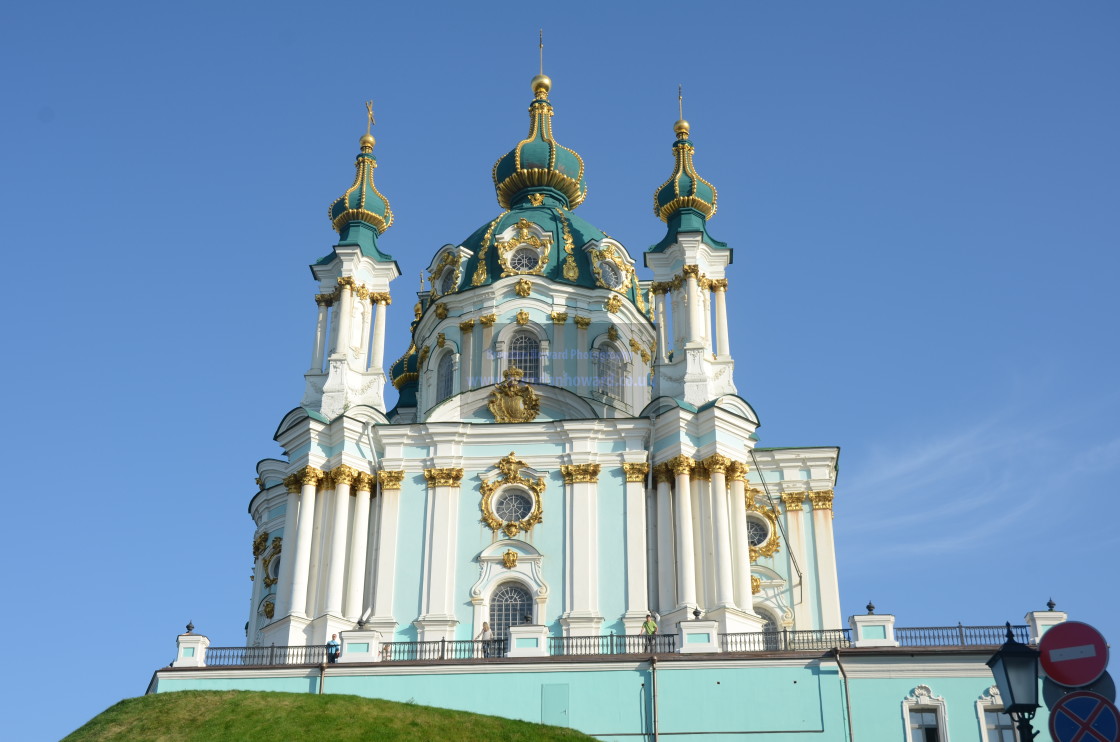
[155,660,1051,742]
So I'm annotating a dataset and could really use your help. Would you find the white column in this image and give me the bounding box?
[459,319,474,391]
[691,474,708,609]
[810,491,842,629]
[684,267,702,344]
[655,289,669,363]
[288,467,324,618]
[671,288,684,349]
[670,456,697,611]
[311,299,329,372]
[332,280,354,357]
[729,464,752,611]
[276,477,302,618]
[357,294,372,368]
[370,295,388,371]
[700,282,711,350]
[655,466,675,614]
[324,466,356,617]
[551,313,567,385]
[713,280,730,357]
[574,318,590,396]
[480,316,496,385]
[705,456,736,609]
[344,473,373,620]
[370,471,404,630]
[418,467,463,641]
[561,463,602,636]
[622,463,650,630]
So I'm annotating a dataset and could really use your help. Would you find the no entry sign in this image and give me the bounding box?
[1042,622,1110,688]
[1049,691,1119,742]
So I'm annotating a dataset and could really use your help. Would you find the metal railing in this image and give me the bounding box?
[895,624,1029,647]
[549,633,677,656]
[381,639,506,662]
[204,644,326,666]
[721,629,852,653]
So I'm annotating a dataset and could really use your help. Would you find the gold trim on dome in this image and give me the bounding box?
[497,218,552,278]
[555,209,580,281]
[653,138,718,223]
[588,242,635,293]
[515,309,530,325]
[514,278,532,297]
[392,371,419,390]
[480,452,546,537]
[561,463,601,484]
[429,251,462,299]
[472,211,509,286]
[423,467,464,488]
[527,193,545,206]
[488,367,540,423]
[330,144,394,233]
[378,470,406,490]
[492,98,586,210]
[622,462,649,482]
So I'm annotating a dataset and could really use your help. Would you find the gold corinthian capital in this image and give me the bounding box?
[665,455,695,476]
[621,462,649,482]
[424,467,465,488]
[377,470,406,490]
[561,463,601,484]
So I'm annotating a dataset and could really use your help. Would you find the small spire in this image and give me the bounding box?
[1047,598,1056,611]
[539,29,544,76]
[531,30,551,100]
[866,601,875,615]
[328,101,393,234]
[360,100,376,153]
[674,84,690,139]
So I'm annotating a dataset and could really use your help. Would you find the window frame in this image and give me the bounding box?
[902,685,949,742]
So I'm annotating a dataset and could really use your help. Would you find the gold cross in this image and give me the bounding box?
[678,85,684,119]
[539,29,544,75]
[365,100,375,135]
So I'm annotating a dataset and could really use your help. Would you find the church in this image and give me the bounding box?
[153,71,1070,741]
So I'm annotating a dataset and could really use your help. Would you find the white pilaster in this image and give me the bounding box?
[622,462,650,633]
[370,295,388,371]
[670,457,697,612]
[706,458,736,609]
[574,318,590,398]
[368,470,403,637]
[344,473,373,620]
[311,299,329,372]
[480,316,496,385]
[809,491,842,629]
[685,269,702,346]
[654,290,669,363]
[459,320,474,391]
[276,478,302,618]
[780,491,810,629]
[728,467,752,612]
[713,280,730,357]
[417,467,463,641]
[357,295,373,367]
[560,463,603,636]
[332,281,353,358]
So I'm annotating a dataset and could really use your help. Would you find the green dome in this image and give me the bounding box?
[329,134,394,234]
[653,121,717,222]
[492,76,588,210]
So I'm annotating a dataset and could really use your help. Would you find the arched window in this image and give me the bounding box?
[759,608,781,650]
[439,269,456,295]
[490,582,533,639]
[595,342,623,400]
[436,353,454,401]
[508,333,540,382]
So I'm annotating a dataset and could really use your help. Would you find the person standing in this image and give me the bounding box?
[326,633,341,663]
[476,622,494,658]
[642,614,658,651]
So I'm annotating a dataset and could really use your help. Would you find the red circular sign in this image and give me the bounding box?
[1042,622,1110,688]
[1049,691,1119,742]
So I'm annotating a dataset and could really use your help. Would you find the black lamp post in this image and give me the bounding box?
[986,622,1041,741]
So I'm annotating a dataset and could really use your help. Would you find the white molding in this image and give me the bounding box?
[902,684,949,742]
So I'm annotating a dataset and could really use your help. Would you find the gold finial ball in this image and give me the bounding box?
[674,119,690,137]
[531,74,552,96]
[360,133,376,150]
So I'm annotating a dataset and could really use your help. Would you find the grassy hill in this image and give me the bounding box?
[63,690,595,742]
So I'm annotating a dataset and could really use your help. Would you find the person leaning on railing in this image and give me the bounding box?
[642,613,659,650]
[476,622,494,658]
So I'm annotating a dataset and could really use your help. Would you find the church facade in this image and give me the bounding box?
[246,72,839,651]
[152,72,1072,741]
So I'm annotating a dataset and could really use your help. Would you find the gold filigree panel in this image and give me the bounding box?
[480,452,546,538]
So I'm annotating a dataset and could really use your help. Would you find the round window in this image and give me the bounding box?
[599,260,623,288]
[495,489,533,522]
[509,247,539,272]
[746,517,769,547]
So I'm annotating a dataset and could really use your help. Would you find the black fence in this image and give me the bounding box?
[204,645,326,666]
[548,633,677,656]
[894,624,1029,647]
[721,629,852,652]
[381,639,506,662]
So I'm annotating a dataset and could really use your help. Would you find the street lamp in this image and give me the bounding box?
[986,622,1041,741]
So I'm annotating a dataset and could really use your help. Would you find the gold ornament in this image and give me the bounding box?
[550,311,568,324]
[263,600,275,619]
[436,332,446,348]
[459,319,475,332]
[515,310,530,325]
[560,463,601,484]
[378,470,406,490]
[666,455,694,475]
[808,490,834,511]
[502,549,519,569]
[487,367,540,423]
[435,304,449,320]
[622,463,649,482]
[573,316,591,330]
[702,454,732,474]
[780,492,805,511]
[604,295,623,313]
[423,468,465,488]
[479,314,497,327]
[607,326,619,342]
[479,452,546,536]
[514,278,532,297]
[252,531,269,558]
[751,575,761,595]
[331,464,359,486]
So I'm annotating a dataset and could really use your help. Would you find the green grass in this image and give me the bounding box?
[63,690,595,742]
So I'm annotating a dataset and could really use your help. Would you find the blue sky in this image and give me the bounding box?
[2,2,1117,739]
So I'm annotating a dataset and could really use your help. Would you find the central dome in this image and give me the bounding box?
[492,75,588,210]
